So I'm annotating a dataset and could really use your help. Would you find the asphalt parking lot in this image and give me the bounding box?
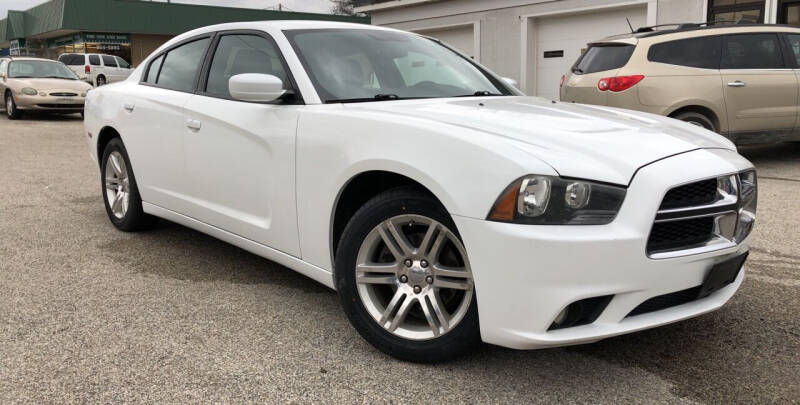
[1,114,798,403]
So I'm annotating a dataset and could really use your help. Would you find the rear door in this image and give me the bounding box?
[720,33,798,137]
[781,32,800,140]
[560,42,636,104]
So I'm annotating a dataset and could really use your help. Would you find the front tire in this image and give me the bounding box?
[100,138,157,231]
[5,92,23,120]
[335,187,480,362]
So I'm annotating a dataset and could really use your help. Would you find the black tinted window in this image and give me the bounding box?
[573,45,634,74]
[785,34,800,66]
[144,54,164,84]
[157,38,211,92]
[59,54,85,65]
[205,34,288,98]
[89,55,101,66]
[116,57,131,69]
[648,36,721,69]
[722,34,784,69]
[102,55,117,67]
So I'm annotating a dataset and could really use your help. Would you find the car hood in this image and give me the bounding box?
[9,78,91,91]
[350,96,735,185]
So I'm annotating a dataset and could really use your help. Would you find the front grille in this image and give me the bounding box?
[647,217,715,253]
[627,286,702,317]
[48,92,77,97]
[36,104,83,109]
[659,178,717,210]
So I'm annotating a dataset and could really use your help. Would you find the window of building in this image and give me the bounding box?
[648,36,722,69]
[708,0,765,24]
[155,38,210,92]
[779,0,800,26]
[205,34,287,98]
[721,34,784,69]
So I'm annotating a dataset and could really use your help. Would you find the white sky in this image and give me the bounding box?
[1,0,335,19]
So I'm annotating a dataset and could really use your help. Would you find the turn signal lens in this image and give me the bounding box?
[597,75,644,92]
[487,180,521,222]
[734,170,757,242]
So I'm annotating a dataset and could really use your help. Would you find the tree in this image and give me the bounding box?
[330,0,359,16]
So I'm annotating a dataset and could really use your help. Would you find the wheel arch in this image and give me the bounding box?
[96,126,122,167]
[330,170,450,262]
[667,104,722,133]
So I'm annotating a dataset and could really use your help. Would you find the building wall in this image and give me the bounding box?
[365,0,704,94]
[131,34,173,66]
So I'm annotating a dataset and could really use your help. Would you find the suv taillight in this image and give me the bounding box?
[597,75,644,92]
[560,74,566,87]
[85,65,91,74]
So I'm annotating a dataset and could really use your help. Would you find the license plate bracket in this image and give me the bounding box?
[698,252,748,299]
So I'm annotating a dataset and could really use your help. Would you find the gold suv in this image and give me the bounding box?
[560,24,800,145]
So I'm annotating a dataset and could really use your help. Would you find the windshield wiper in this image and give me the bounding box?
[326,94,422,104]
[453,91,505,97]
[43,76,76,80]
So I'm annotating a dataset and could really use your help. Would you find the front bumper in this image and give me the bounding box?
[455,148,754,349]
[15,92,85,111]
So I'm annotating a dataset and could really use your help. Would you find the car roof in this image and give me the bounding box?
[597,23,800,43]
[6,57,58,62]
[169,20,394,42]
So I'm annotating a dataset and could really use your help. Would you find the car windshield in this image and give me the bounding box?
[8,60,79,80]
[285,29,511,103]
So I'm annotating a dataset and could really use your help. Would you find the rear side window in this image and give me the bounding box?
[143,54,164,84]
[59,54,85,66]
[648,36,722,69]
[89,55,101,66]
[572,44,635,74]
[721,34,784,69]
[102,55,117,67]
[154,38,211,92]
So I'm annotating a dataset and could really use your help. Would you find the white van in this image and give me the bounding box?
[58,53,134,87]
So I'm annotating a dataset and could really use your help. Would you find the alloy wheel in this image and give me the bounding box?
[355,214,474,340]
[104,151,130,219]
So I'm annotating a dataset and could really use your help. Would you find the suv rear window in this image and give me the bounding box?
[648,36,722,69]
[572,44,635,74]
[59,54,85,65]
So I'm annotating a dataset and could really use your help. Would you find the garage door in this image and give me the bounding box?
[534,6,646,100]
[415,25,476,59]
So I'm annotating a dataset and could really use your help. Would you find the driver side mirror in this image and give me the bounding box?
[229,73,286,102]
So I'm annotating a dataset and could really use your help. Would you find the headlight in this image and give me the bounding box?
[488,175,627,225]
[734,170,757,242]
[21,87,38,96]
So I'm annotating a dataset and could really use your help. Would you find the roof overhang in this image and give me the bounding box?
[355,0,441,12]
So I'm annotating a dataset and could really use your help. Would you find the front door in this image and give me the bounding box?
[720,33,798,138]
[182,32,301,256]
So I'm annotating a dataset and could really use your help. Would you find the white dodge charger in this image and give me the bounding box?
[84,21,757,362]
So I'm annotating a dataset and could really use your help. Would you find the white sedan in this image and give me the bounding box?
[84,21,756,362]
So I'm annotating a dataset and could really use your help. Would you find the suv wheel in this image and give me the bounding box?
[5,92,23,120]
[335,187,480,362]
[96,75,107,86]
[673,111,716,133]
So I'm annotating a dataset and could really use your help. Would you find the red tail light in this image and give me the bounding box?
[560,74,566,87]
[597,75,644,92]
[85,65,91,74]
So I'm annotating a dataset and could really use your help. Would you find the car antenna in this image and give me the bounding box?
[626,17,635,33]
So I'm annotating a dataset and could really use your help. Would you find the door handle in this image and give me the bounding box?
[727,81,746,87]
[123,103,135,112]
[186,119,202,131]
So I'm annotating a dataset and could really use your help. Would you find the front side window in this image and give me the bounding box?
[8,60,79,80]
[205,34,288,99]
[89,55,101,66]
[285,29,510,102]
[648,36,722,69]
[116,57,131,69]
[721,33,784,69]
[154,38,211,92]
[572,44,635,74]
[0,60,7,75]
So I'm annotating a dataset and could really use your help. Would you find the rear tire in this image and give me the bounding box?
[96,75,106,87]
[673,111,716,132]
[100,138,158,231]
[5,92,23,120]
[335,187,480,362]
